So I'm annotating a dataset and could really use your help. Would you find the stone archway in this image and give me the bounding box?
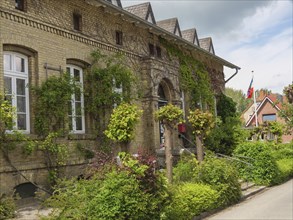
[157,78,176,145]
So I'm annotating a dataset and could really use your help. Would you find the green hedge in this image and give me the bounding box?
[195,157,241,207]
[276,158,293,183]
[173,155,241,207]
[162,183,219,220]
[234,142,281,185]
[173,155,198,183]
[44,154,169,220]
[271,142,293,160]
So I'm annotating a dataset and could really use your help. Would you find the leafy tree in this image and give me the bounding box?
[188,109,214,163]
[205,93,247,155]
[280,84,293,131]
[225,87,251,113]
[105,103,142,152]
[217,92,237,121]
[155,104,184,183]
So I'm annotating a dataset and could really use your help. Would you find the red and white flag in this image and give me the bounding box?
[247,77,254,99]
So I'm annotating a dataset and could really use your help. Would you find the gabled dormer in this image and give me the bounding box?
[105,0,122,8]
[157,18,182,37]
[181,28,200,46]
[124,2,156,24]
[199,37,215,54]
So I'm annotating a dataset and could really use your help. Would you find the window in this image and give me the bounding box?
[116,31,123,45]
[3,52,29,132]
[156,46,162,58]
[149,43,155,56]
[113,79,122,108]
[15,0,25,11]
[73,13,82,31]
[67,65,85,133]
[262,114,276,122]
[149,44,162,58]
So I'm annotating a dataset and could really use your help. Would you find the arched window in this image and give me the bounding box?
[66,65,85,133]
[4,52,30,133]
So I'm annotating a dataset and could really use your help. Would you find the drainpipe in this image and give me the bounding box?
[225,68,239,84]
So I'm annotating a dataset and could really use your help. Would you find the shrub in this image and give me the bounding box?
[195,157,241,207]
[233,142,280,186]
[0,194,16,220]
[173,154,198,183]
[276,158,293,183]
[44,153,169,220]
[162,183,219,220]
[271,142,293,160]
[205,117,248,156]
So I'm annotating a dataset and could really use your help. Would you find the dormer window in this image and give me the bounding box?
[15,0,25,11]
[73,13,82,31]
[116,31,123,46]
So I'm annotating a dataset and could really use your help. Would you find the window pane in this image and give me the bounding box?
[15,56,25,72]
[75,89,81,101]
[75,102,82,116]
[17,96,26,113]
[69,116,73,130]
[66,67,70,73]
[4,77,12,94]
[75,117,82,130]
[263,114,276,121]
[16,79,26,95]
[74,69,80,82]
[17,114,26,130]
[68,101,73,116]
[4,54,11,70]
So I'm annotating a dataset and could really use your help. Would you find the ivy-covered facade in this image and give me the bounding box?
[0,0,239,194]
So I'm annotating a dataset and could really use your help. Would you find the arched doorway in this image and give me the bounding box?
[158,84,168,144]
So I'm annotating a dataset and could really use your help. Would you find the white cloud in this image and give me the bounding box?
[222,1,293,94]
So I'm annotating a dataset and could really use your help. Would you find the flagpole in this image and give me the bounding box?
[252,71,258,127]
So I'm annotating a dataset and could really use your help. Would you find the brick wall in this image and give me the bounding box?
[0,0,226,194]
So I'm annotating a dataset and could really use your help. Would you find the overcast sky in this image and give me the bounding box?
[122,0,293,94]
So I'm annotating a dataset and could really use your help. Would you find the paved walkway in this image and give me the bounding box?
[206,179,293,220]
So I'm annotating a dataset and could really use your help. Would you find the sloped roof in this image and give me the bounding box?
[87,0,240,70]
[105,0,122,8]
[124,2,156,24]
[245,96,282,127]
[157,18,182,37]
[181,28,199,46]
[199,37,215,54]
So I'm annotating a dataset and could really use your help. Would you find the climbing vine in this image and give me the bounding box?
[31,73,78,136]
[160,38,214,110]
[85,50,138,136]
[29,73,77,184]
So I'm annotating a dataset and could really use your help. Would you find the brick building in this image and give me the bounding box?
[243,91,292,143]
[0,0,239,194]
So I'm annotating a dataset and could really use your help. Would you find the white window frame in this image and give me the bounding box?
[113,78,122,108]
[67,65,85,134]
[4,52,30,133]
